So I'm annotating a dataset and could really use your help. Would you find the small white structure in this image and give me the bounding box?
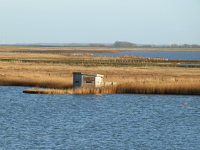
[73,72,104,88]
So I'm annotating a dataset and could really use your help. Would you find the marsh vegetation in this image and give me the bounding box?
[0,46,200,95]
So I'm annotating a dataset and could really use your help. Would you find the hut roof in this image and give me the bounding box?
[73,72,104,77]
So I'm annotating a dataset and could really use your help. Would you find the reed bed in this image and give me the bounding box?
[1,46,200,53]
[1,52,200,67]
[0,76,72,89]
[116,82,200,95]
[1,47,200,95]
[23,81,200,95]
[1,61,200,95]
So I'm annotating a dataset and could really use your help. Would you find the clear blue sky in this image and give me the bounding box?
[0,0,200,45]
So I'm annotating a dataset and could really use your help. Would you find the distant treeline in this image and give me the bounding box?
[73,41,200,48]
[5,41,200,48]
[93,42,200,48]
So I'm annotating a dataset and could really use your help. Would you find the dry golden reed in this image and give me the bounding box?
[0,76,72,89]
[23,81,200,95]
[115,82,200,95]
[1,47,200,95]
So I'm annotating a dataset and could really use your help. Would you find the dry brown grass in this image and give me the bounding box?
[23,81,200,95]
[1,61,199,84]
[0,51,169,62]
[115,81,200,95]
[1,46,200,53]
[0,76,71,88]
[1,47,200,95]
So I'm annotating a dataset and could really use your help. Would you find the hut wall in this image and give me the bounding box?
[73,73,82,88]
[82,75,95,86]
[73,72,104,88]
[95,76,103,87]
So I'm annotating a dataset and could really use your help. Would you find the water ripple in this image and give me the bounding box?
[0,87,200,149]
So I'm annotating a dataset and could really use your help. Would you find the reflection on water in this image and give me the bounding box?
[0,86,200,149]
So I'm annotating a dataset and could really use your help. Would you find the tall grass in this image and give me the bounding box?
[23,81,200,95]
[1,51,199,68]
[1,56,200,95]
[115,82,200,95]
[0,76,72,88]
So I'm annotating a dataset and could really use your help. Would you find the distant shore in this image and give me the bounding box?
[1,45,200,53]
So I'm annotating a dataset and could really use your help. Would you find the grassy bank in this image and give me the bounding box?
[1,59,200,68]
[1,61,200,95]
[1,51,200,68]
[1,45,200,52]
[0,46,200,95]
[23,81,200,95]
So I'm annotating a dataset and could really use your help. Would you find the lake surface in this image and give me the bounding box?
[95,51,200,60]
[1,86,200,149]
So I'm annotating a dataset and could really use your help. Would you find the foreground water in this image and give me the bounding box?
[95,51,200,60]
[1,86,200,149]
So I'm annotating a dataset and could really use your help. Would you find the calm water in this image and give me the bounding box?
[95,51,200,60]
[1,86,200,150]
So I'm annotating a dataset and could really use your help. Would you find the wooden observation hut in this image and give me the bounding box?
[73,72,104,88]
